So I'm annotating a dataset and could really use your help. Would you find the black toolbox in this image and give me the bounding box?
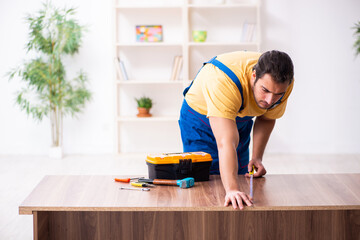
[145,152,213,181]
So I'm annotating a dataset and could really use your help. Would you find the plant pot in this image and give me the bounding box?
[49,146,63,159]
[137,107,152,117]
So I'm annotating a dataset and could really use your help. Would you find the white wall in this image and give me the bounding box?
[261,0,360,153]
[0,0,359,155]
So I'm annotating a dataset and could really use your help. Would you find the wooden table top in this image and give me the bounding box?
[19,174,360,215]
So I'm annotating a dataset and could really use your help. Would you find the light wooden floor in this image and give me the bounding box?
[1,153,359,239]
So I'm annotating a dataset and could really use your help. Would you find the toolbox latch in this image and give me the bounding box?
[178,159,193,175]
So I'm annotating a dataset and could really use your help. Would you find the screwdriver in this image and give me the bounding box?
[114,177,144,183]
[249,165,255,199]
[120,186,150,191]
[131,182,155,188]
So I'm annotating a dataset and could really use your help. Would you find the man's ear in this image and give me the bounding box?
[252,70,256,80]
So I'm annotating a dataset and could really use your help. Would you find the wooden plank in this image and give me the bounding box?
[33,212,38,240]
[19,174,360,213]
[34,211,49,240]
[39,210,360,240]
[47,211,111,240]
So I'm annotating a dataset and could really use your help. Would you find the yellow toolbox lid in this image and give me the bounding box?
[146,152,212,164]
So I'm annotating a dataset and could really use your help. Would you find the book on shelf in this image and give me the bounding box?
[170,55,183,81]
[115,57,129,81]
[241,22,256,42]
[170,56,179,81]
[114,58,124,81]
[175,56,183,80]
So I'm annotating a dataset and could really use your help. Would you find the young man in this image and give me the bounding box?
[179,50,294,209]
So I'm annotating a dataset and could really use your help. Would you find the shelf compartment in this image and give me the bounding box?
[118,121,182,153]
[116,8,183,44]
[189,7,257,43]
[117,84,184,118]
[117,47,183,81]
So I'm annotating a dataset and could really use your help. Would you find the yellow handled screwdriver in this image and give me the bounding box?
[131,182,156,188]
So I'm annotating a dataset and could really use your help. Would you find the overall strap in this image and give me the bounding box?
[182,57,216,96]
[207,57,245,112]
[183,56,246,112]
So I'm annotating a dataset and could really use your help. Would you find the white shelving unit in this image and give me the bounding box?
[114,0,260,153]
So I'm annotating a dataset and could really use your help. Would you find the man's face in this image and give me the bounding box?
[252,72,289,109]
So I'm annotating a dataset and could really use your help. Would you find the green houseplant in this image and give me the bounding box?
[135,96,153,117]
[8,2,91,158]
[353,21,360,56]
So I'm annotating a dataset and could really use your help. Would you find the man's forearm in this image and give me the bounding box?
[218,145,240,192]
[252,116,276,159]
[209,116,254,208]
[209,116,241,192]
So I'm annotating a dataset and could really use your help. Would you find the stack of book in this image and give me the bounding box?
[115,57,129,81]
[241,22,256,42]
[170,55,183,81]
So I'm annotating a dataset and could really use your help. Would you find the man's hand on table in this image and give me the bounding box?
[224,190,253,210]
[224,158,266,210]
[245,158,267,178]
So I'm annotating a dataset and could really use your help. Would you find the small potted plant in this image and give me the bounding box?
[135,96,153,117]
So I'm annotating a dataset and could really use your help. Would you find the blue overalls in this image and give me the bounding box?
[179,56,254,175]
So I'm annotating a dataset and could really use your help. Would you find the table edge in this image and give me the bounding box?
[19,205,360,215]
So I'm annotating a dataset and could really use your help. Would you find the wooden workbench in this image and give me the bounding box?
[19,174,360,239]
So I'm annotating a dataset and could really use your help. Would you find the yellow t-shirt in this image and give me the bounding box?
[185,51,294,120]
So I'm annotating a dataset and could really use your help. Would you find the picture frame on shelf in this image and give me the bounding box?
[136,25,163,42]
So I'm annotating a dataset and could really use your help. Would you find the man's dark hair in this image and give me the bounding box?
[253,50,294,85]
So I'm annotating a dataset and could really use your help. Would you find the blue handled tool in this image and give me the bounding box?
[139,177,195,188]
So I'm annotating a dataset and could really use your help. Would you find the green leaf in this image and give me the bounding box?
[353,21,360,56]
[135,96,153,109]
